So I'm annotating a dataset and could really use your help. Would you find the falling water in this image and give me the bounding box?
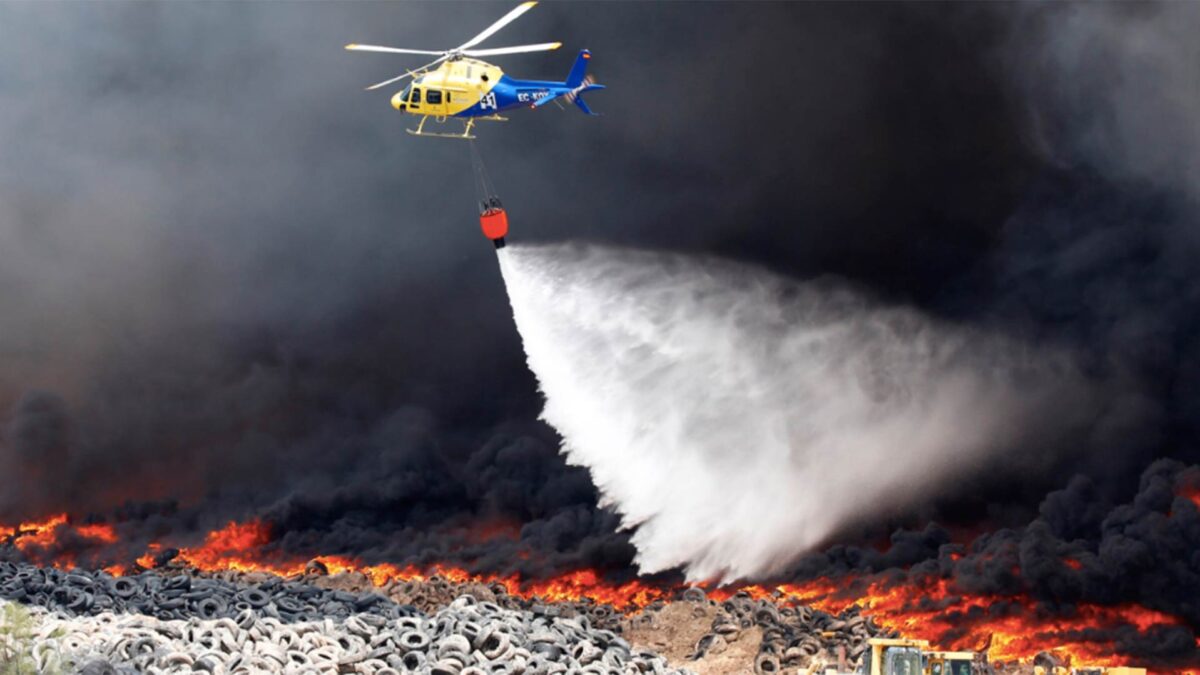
[498,242,1089,582]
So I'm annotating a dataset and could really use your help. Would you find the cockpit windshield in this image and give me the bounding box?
[885,648,923,675]
[399,86,412,103]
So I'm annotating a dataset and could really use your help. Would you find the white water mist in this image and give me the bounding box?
[498,243,1087,582]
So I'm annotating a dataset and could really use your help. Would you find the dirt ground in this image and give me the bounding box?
[625,601,765,675]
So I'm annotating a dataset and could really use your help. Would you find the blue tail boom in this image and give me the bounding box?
[524,50,605,114]
[565,49,591,88]
[565,49,603,115]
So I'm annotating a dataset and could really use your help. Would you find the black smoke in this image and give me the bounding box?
[1,0,1199,664]
[787,460,1200,667]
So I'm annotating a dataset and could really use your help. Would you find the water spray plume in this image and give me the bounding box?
[497,243,1090,582]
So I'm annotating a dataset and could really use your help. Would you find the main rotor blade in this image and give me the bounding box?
[364,55,449,91]
[457,1,539,51]
[345,44,446,56]
[463,42,562,57]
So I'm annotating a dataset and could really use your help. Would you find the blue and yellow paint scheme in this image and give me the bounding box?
[388,50,604,138]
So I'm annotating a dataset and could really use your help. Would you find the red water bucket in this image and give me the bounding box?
[480,208,509,240]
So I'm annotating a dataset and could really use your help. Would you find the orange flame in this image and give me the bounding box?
[1183,485,1200,511]
[756,576,1182,668]
[76,523,118,544]
[2,514,68,553]
[1,514,1194,670]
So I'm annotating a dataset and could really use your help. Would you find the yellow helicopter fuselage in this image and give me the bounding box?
[390,58,505,117]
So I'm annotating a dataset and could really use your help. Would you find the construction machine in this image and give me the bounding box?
[925,650,976,675]
[861,637,1144,675]
[862,638,931,675]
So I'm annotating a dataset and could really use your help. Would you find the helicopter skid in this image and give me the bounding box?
[405,115,507,140]
[406,128,478,140]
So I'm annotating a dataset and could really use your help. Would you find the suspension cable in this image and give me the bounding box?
[468,140,499,210]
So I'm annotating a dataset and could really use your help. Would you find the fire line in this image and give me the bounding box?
[1,513,1192,671]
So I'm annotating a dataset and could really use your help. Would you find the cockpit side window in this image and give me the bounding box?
[411,88,422,105]
[949,662,972,675]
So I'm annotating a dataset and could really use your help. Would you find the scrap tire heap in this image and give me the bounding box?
[0,560,689,674]
[0,559,897,675]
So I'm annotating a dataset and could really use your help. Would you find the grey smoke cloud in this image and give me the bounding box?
[1003,3,1200,206]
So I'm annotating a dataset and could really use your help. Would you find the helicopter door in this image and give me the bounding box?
[408,87,423,113]
[425,88,445,116]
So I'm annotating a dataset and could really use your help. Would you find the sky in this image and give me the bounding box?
[0,0,1198,599]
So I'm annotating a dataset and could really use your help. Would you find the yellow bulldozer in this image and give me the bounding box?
[925,650,976,675]
[862,638,931,675]
[860,638,1146,675]
[860,640,976,675]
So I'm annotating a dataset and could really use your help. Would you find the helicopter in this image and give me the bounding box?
[346,1,604,139]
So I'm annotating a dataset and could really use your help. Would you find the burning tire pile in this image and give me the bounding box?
[624,588,898,675]
[0,559,893,674]
[0,562,408,625]
[0,562,682,674]
[699,589,892,673]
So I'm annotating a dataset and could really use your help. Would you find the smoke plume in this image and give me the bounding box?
[498,242,1091,582]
